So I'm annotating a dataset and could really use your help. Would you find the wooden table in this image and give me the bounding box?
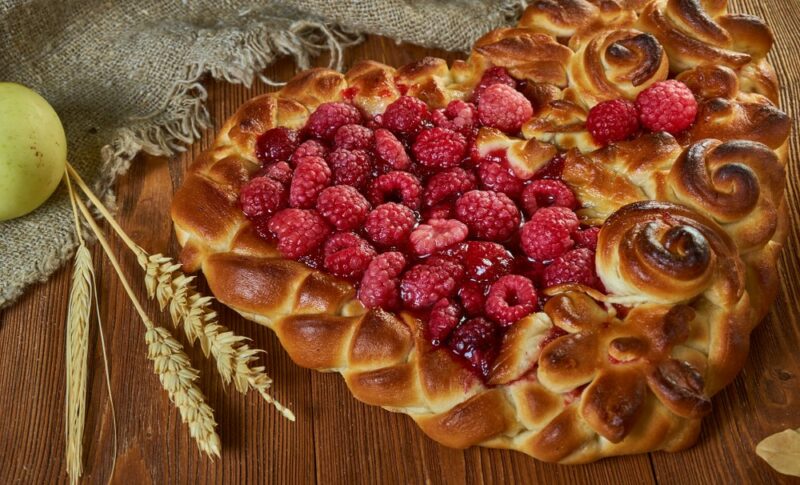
[2,2,800,483]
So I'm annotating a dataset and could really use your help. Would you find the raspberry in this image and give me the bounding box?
[381,96,430,135]
[260,161,293,186]
[268,208,331,258]
[368,171,422,209]
[251,215,274,241]
[316,185,370,231]
[334,124,373,150]
[412,127,467,168]
[373,128,411,170]
[521,179,577,216]
[477,161,524,199]
[422,202,455,221]
[431,109,451,128]
[305,102,362,140]
[358,251,407,309]
[533,153,565,180]
[543,248,599,289]
[327,148,372,190]
[461,241,514,283]
[635,80,698,134]
[432,100,478,136]
[472,66,517,102]
[586,99,640,145]
[455,190,520,242]
[477,84,533,133]
[447,317,501,378]
[409,219,468,256]
[289,156,331,208]
[519,206,579,261]
[573,226,600,251]
[255,127,299,165]
[292,140,327,162]
[364,202,417,247]
[428,298,463,343]
[426,254,466,283]
[239,176,286,218]
[423,167,476,206]
[323,233,376,279]
[485,275,537,326]
[458,281,486,317]
[523,259,548,287]
[400,262,459,309]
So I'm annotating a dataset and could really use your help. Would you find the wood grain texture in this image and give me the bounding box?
[1,2,799,483]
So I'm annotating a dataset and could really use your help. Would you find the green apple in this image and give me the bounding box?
[0,83,66,221]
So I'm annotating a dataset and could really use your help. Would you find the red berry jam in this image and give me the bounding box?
[239,69,602,381]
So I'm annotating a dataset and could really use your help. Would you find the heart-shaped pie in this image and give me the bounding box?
[171,0,791,463]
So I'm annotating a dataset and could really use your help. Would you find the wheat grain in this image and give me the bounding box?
[142,253,295,421]
[65,244,92,485]
[145,322,221,457]
[68,161,294,427]
[72,190,222,457]
[64,172,120,484]
[204,322,295,420]
[64,170,92,485]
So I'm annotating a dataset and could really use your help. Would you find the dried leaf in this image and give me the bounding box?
[756,428,800,477]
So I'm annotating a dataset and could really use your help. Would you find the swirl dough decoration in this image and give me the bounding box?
[515,0,783,154]
[170,0,790,464]
[668,139,785,251]
[596,201,744,305]
[565,29,669,107]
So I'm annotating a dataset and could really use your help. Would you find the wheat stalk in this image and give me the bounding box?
[145,322,221,457]
[64,172,92,485]
[67,163,294,421]
[142,255,295,420]
[64,173,119,485]
[65,244,91,484]
[72,190,221,457]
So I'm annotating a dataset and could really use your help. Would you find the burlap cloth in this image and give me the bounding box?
[0,0,527,309]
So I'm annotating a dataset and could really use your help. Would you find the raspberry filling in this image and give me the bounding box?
[239,68,603,380]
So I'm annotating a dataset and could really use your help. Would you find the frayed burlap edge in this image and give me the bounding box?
[95,20,364,199]
[0,19,361,310]
[1,1,528,310]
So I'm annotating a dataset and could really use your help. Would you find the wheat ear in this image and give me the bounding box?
[64,239,91,483]
[65,245,91,484]
[141,256,295,420]
[64,173,119,485]
[72,191,221,458]
[64,173,92,485]
[66,163,294,421]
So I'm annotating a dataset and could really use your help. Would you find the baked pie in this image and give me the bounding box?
[171,0,791,463]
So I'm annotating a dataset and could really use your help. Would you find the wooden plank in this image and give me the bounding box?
[0,263,72,484]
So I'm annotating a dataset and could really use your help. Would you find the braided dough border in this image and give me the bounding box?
[171,0,790,463]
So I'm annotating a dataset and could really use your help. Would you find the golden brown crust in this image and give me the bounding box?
[636,0,772,71]
[565,28,669,107]
[474,28,573,86]
[414,389,519,448]
[596,201,744,305]
[668,139,785,250]
[580,367,647,442]
[519,0,638,41]
[345,61,402,116]
[170,0,790,464]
